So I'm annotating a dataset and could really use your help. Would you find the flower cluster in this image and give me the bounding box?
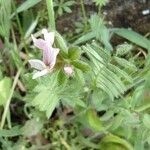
[29,29,73,79]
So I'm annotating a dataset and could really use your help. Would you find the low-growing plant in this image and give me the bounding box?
[54,0,75,16]
[0,0,150,149]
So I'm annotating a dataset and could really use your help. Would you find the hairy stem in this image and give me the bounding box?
[46,0,55,30]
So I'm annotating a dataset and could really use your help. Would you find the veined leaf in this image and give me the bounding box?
[114,28,150,51]
[87,109,104,132]
[31,88,59,118]
[93,0,108,6]
[116,43,133,56]
[68,46,81,60]
[0,126,21,137]
[71,60,91,72]
[31,72,60,118]
[55,31,68,54]
[109,64,133,83]
[74,32,95,45]
[89,14,113,51]
[11,0,41,18]
[24,16,38,39]
[82,43,129,100]
[0,0,12,38]
[101,134,133,150]
[114,56,137,71]
[143,114,150,129]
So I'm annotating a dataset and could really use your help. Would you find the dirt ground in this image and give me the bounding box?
[56,0,150,35]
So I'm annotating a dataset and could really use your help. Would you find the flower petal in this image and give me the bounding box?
[49,48,60,69]
[42,29,55,45]
[32,69,48,79]
[28,59,46,71]
[42,46,52,66]
[31,34,47,50]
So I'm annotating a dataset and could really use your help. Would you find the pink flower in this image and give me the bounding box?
[64,65,73,76]
[29,29,59,79]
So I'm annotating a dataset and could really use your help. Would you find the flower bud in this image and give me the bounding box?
[64,65,73,76]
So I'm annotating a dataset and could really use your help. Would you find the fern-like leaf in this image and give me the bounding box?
[82,42,132,100]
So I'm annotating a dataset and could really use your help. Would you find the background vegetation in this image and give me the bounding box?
[0,0,150,149]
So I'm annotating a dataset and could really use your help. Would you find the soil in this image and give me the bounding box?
[103,0,150,34]
[56,0,150,35]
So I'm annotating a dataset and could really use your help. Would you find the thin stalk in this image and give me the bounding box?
[80,0,88,31]
[12,2,29,54]
[46,0,55,30]
[98,5,101,15]
[60,136,71,150]
[6,109,12,129]
[0,69,22,129]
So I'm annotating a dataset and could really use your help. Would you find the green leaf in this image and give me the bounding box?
[100,26,113,51]
[75,69,85,85]
[74,32,95,45]
[11,0,41,18]
[68,46,81,60]
[82,43,128,100]
[60,78,84,107]
[110,114,124,130]
[0,77,12,105]
[143,114,150,129]
[44,94,59,118]
[87,109,104,132]
[71,60,91,72]
[0,0,12,38]
[24,16,38,39]
[76,99,86,107]
[31,73,60,118]
[114,56,137,71]
[100,110,114,121]
[31,88,59,118]
[55,31,68,54]
[101,134,133,150]
[22,118,43,137]
[91,89,104,110]
[0,126,21,137]
[89,14,113,51]
[11,50,23,69]
[58,7,63,16]
[57,69,68,85]
[63,6,72,13]
[109,64,133,83]
[114,28,150,51]
[65,1,75,6]
[116,43,133,56]
[93,0,108,6]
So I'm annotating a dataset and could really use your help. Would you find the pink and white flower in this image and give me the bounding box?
[29,29,59,79]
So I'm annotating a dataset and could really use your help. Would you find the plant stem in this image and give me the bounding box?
[46,0,55,30]
[60,136,71,150]
[7,109,12,129]
[80,0,88,31]
[0,69,22,129]
[13,2,29,54]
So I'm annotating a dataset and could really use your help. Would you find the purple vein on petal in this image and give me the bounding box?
[49,48,60,69]
[42,46,52,66]
[31,34,47,50]
[42,29,55,45]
